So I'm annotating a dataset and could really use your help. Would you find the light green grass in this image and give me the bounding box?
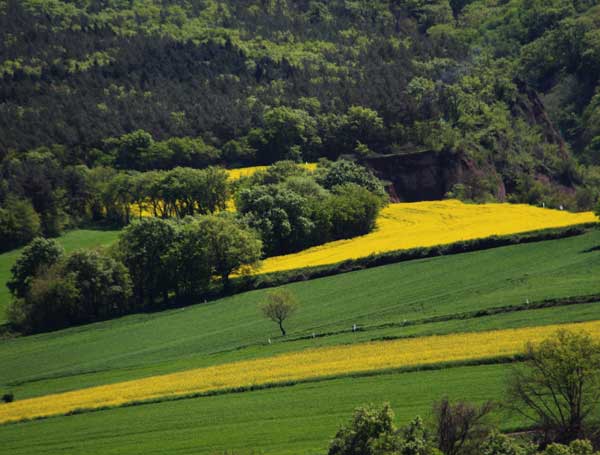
[0,230,120,323]
[1,230,599,400]
[5,301,600,401]
[0,364,518,455]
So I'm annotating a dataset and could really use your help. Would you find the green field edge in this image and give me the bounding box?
[0,354,525,428]
[7,294,599,390]
[175,294,600,359]
[229,223,598,295]
[1,223,595,336]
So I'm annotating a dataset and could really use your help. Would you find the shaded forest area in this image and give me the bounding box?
[2,0,600,247]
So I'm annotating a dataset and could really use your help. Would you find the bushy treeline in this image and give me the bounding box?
[236,160,386,255]
[328,403,600,455]
[2,0,600,210]
[0,155,386,254]
[0,148,231,251]
[5,160,386,332]
[7,215,262,333]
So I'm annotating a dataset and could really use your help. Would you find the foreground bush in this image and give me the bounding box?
[328,404,441,455]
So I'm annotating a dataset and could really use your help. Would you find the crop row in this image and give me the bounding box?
[1,320,599,425]
[257,200,598,274]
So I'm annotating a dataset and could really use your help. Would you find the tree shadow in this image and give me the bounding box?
[581,245,600,253]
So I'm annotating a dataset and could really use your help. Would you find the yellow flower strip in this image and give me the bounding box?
[2,320,600,425]
[257,200,598,274]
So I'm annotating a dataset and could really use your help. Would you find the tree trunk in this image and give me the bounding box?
[279,320,286,336]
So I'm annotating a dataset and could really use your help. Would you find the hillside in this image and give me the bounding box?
[3,1,600,454]
[2,0,600,209]
[0,231,599,452]
[0,199,595,324]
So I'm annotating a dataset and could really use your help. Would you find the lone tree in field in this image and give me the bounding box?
[507,330,600,445]
[260,288,298,336]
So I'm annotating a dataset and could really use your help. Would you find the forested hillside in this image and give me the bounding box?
[2,1,600,192]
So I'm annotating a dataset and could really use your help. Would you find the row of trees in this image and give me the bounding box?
[0,152,231,251]
[7,215,262,333]
[100,166,229,225]
[0,153,385,254]
[98,105,387,169]
[328,330,600,455]
[4,160,387,332]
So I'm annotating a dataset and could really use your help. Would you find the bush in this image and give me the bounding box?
[1,393,14,403]
[7,237,64,299]
[0,197,41,252]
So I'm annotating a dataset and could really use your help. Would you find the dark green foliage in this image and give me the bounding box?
[61,250,132,321]
[0,196,40,252]
[6,237,64,300]
[237,161,384,255]
[98,166,229,225]
[103,131,222,170]
[237,184,317,255]
[0,150,92,238]
[507,330,600,445]
[251,106,319,163]
[328,403,441,455]
[117,218,178,307]
[319,160,387,198]
[163,221,212,302]
[7,248,131,333]
[328,184,384,238]
[195,214,263,289]
[1,392,14,403]
[117,214,262,308]
[1,0,597,210]
[10,265,81,333]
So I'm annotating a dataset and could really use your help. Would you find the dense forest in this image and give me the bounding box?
[2,0,600,248]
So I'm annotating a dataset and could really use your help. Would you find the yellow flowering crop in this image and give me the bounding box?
[2,320,600,425]
[257,200,598,274]
[226,165,269,180]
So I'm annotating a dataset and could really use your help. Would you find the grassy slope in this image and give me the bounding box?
[0,364,516,455]
[0,230,120,323]
[1,230,599,399]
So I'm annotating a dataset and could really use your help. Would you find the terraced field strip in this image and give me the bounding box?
[2,320,600,425]
[257,200,597,274]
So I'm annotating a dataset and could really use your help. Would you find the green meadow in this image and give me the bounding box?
[1,230,599,400]
[0,364,517,455]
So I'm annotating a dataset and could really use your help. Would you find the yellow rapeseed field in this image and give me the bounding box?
[227,162,317,181]
[256,200,598,274]
[2,320,600,425]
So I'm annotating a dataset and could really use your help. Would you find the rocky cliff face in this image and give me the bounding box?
[363,81,576,203]
[362,151,472,202]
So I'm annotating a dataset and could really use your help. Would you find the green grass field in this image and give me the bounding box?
[0,229,599,455]
[0,230,120,324]
[0,364,518,455]
[1,230,599,400]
